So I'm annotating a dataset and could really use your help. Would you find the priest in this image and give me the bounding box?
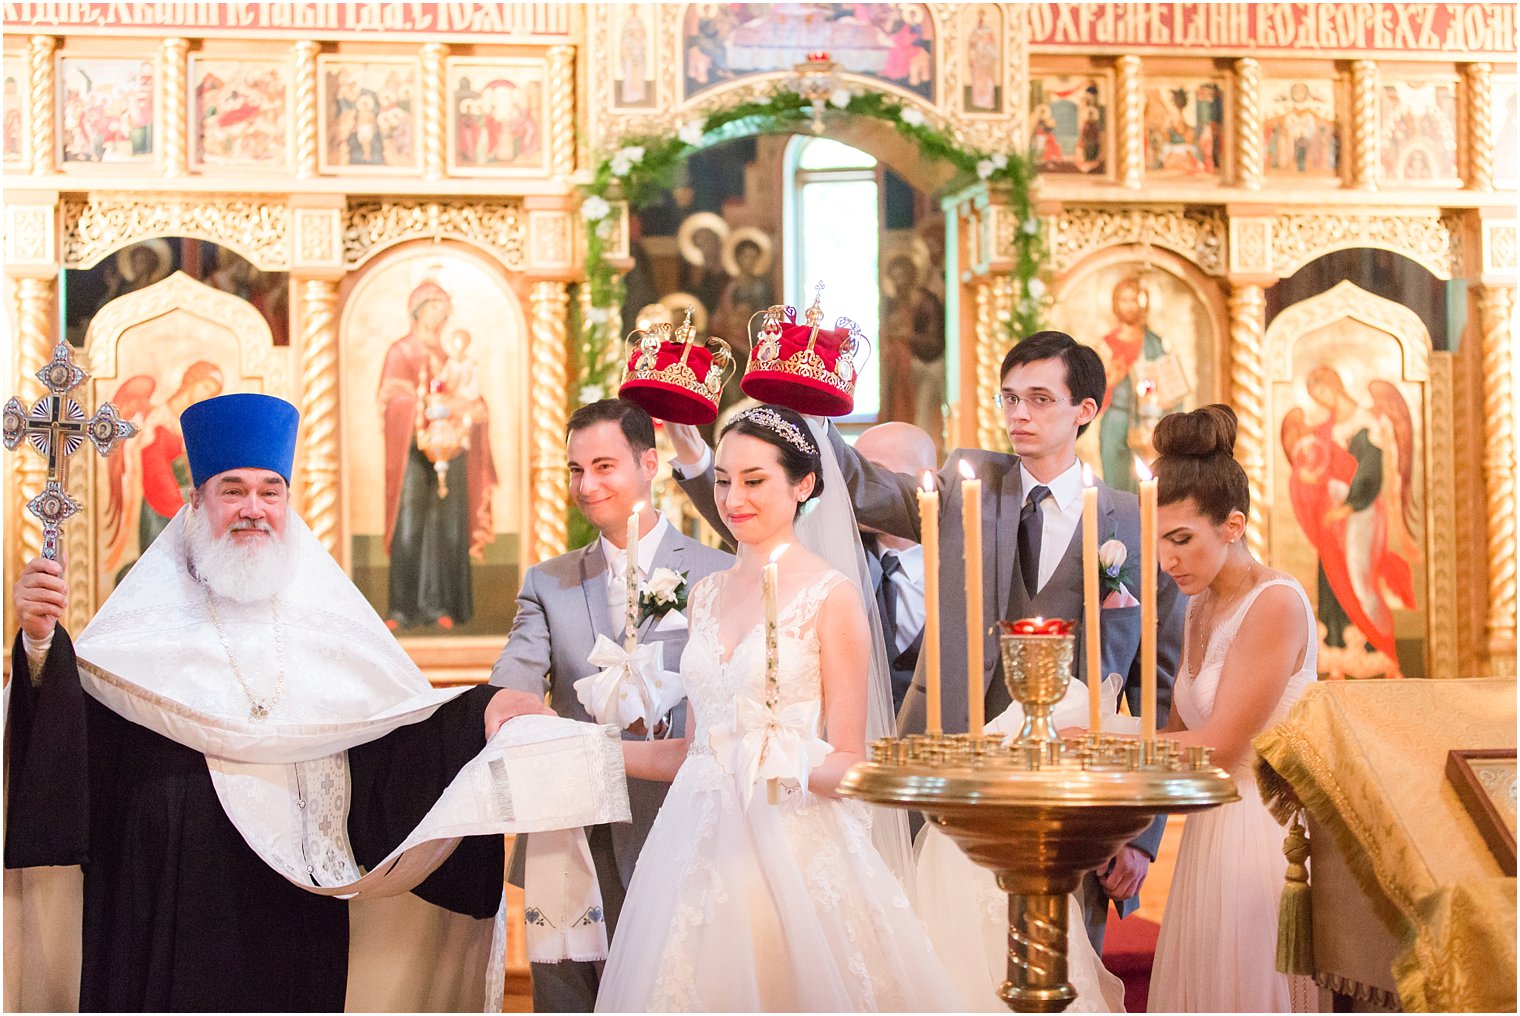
[5,393,507,1012]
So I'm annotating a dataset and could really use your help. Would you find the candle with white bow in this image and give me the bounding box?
[763,544,788,803]
[1134,458,1157,744]
[1082,465,1102,733]
[918,472,942,735]
[625,502,645,653]
[960,460,984,735]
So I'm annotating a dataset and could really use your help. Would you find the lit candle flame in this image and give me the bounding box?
[958,459,976,481]
[921,470,936,493]
[769,543,789,565]
[1082,463,1094,487]
[1133,457,1153,483]
[632,501,646,514]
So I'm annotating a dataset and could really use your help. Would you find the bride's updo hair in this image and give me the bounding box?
[720,404,826,516]
[1153,404,1249,524]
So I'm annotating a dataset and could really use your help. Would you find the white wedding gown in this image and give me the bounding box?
[596,570,967,1012]
[1148,578,1318,1013]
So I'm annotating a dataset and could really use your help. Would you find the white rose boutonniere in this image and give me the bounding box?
[638,567,688,624]
[1097,539,1139,607]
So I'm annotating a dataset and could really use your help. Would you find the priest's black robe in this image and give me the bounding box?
[4,627,504,1013]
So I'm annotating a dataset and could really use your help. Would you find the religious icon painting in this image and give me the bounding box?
[611,3,658,111]
[960,4,1002,115]
[1491,76,1517,188]
[1047,248,1225,494]
[58,56,157,165]
[445,58,548,176]
[317,56,419,174]
[190,57,290,171]
[3,54,23,164]
[338,245,529,652]
[1379,76,1461,186]
[1262,77,1343,182]
[1028,72,1111,176]
[1142,76,1227,180]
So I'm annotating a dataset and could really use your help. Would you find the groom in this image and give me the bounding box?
[485,398,730,1012]
[670,332,1184,952]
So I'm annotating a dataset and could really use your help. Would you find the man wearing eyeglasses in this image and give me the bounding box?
[667,330,1184,955]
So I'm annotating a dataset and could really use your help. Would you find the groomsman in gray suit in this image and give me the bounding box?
[669,332,1184,953]
[485,399,731,1012]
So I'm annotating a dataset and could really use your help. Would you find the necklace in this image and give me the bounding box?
[1185,559,1260,679]
[203,585,287,722]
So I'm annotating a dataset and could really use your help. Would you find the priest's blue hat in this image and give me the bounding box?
[180,393,301,488]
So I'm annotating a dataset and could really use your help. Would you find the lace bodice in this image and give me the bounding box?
[679,569,845,750]
[1173,577,1318,775]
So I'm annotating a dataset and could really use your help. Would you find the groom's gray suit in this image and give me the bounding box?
[675,430,1184,952]
[489,525,730,1012]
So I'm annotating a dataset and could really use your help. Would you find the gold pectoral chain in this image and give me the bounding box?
[203,586,287,722]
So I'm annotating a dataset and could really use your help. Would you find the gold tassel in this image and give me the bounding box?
[1276,815,1314,975]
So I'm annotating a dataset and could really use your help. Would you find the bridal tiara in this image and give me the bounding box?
[732,406,817,457]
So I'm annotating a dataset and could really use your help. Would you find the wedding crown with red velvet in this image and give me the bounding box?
[740,282,870,418]
[618,308,735,425]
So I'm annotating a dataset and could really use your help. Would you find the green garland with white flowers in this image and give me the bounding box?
[572,86,1049,410]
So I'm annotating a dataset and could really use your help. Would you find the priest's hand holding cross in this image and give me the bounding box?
[14,556,67,642]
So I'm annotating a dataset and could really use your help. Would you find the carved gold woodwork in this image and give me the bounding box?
[1227,282,1268,562]
[297,278,341,555]
[1427,353,1457,679]
[548,45,577,178]
[26,36,54,176]
[1117,54,1143,189]
[61,194,291,271]
[161,38,190,178]
[1351,60,1379,190]
[1234,58,1262,192]
[1050,207,1225,277]
[343,200,526,270]
[1270,211,1461,280]
[13,277,55,566]
[529,281,570,565]
[4,198,57,270]
[970,278,1000,452]
[1229,217,1273,277]
[1481,219,1518,276]
[1479,284,1517,674]
[421,43,447,181]
[1468,63,1494,192]
[294,40,320,179]
[293,204,343,270]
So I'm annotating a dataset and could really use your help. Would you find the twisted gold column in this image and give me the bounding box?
[1118,55,1143,189]
[1467,63,1494,192]
[160,38,189,176]
[1235,58,1262,191]
[530,281,570,564]
[1228,283,1269,562]
[1351,60,1379,190]
[27,36,55,175]
[297,279,341,555]
[548,45,576,179]
[421,43,446,180]
[1479,284,1517,674]
[294,40,320,179]
[14,278,56,565]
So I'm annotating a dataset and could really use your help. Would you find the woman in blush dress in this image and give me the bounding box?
[1143,405,1317,1013]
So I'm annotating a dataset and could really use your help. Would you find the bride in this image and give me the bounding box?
[598,405,963,1011]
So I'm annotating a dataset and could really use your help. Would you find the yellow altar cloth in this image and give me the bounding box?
[1255,678,1517,1013]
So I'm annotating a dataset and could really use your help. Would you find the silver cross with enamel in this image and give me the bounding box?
[4,340,138,560]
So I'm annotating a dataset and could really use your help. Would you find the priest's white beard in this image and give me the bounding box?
[184,504,300,604]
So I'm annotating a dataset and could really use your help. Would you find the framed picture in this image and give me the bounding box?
[446,57,548,176]
[1143,76,1226,180]
[1262,77,1343,182]
[190,57,290,171]
[1379,76,1461,186]
[317,56,418,174]
[1493,76,1517,189]
[58,56,156,165]
[1447,749,1517,876]
[1028,71,1111,176]
[961,4,1003,115]
[3,54,23,164]
[610,3,657,111]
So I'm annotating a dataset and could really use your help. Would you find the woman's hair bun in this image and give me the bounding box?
[1153,404,1238,459]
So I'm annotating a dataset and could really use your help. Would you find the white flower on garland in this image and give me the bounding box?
[609,154,633,176]
[991,152,1009,170]
[1022,217,1040,236]
[900,106,925,127]
[1026,276,1047,300]
[584,306,611,325]
[581,195,611,222]
[678,119,705,146]
[579,384,605,405]
[829,87,852,108]
[595,218,615,239]
[976,158,995,179]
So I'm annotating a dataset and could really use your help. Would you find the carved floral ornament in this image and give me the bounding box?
[61,196,291,272]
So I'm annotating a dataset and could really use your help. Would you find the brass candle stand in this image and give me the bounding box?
[838,631,1239,1012]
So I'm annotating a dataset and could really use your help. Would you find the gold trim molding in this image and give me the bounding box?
[61,194,291,271]
[1270,211,1462,280]
[342,200,526,270]
[1050,207,1226,276]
